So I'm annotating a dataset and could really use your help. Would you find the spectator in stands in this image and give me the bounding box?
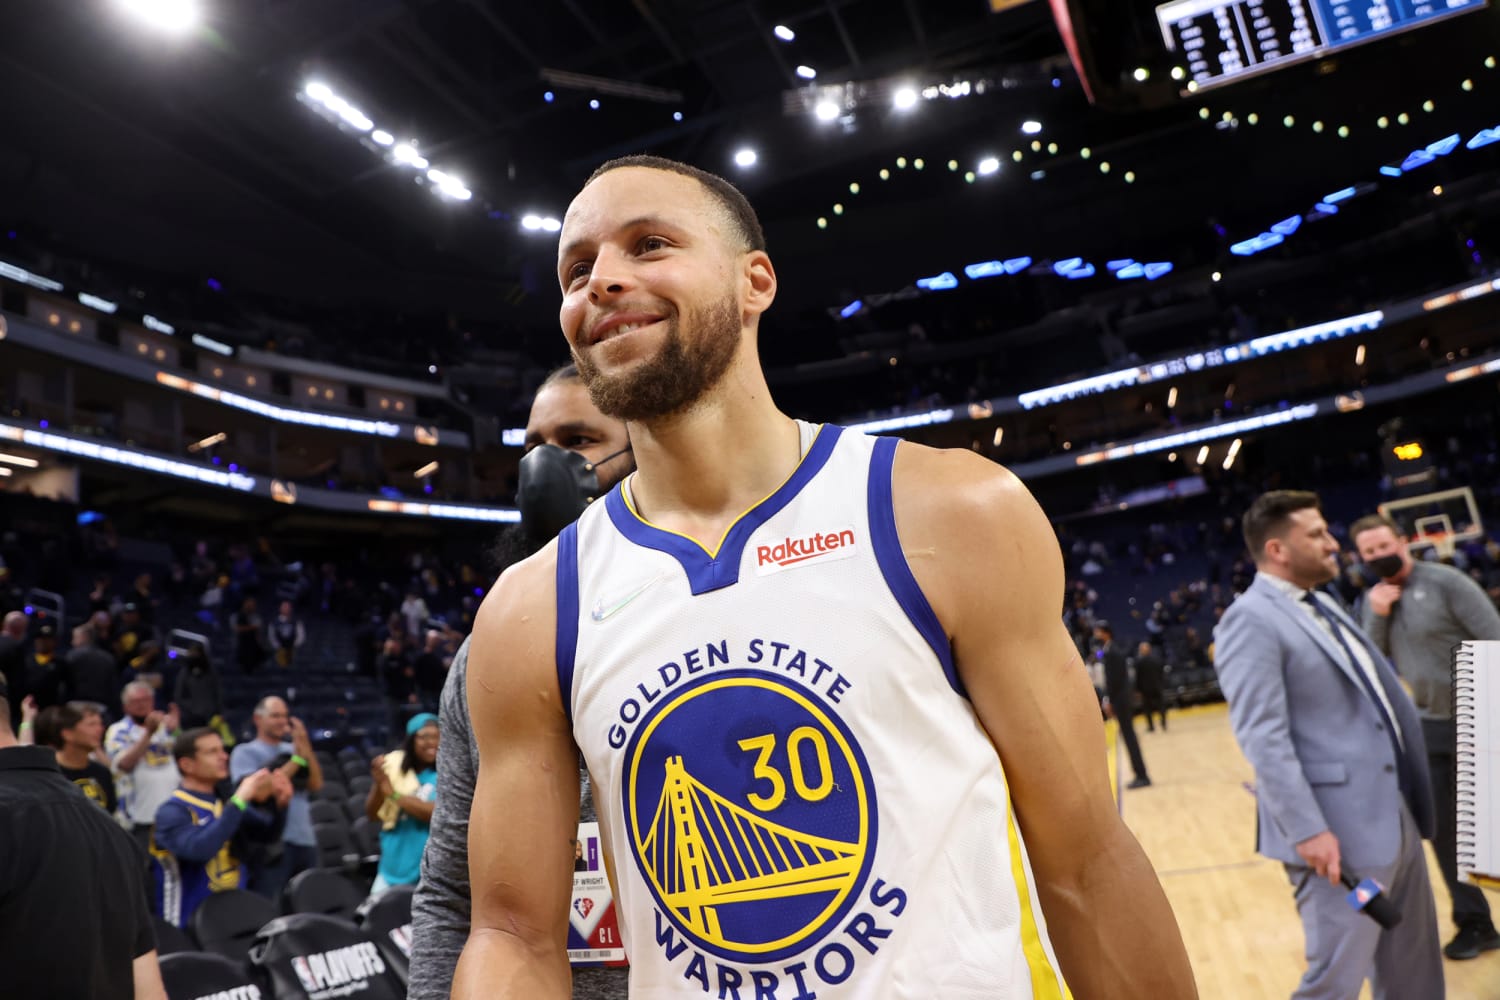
[1134,640,1168,732]
[65,622,122,711]
[88,573,116,613]
[173,641,224,729]
[231,596,266,674]
[1354,513,1500,960]
[1095,622,1152,789]
[114,602,162,692]
[269,599,306,670]
[129,573,159,625]
[151,728,275,928]
[380,635,419,740]
[366,713,440,894]
[400,590,430,640]
[106,682,180,849]
[0,611,26,727]
[36,702,118,813]
[414,629,449,711]
[0,671,169,1000]
[20,622,64,713]
[229,695,323,899]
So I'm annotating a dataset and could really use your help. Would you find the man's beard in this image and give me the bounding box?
[573,293,741,423]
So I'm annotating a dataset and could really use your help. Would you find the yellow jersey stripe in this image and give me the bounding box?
[1005,794,1069,1000]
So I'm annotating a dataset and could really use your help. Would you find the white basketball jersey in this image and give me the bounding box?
[558,422,1070,999]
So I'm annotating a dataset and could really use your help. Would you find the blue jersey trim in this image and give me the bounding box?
[555,522,581,725]
[867,436,963,696]
[603,424,845,595]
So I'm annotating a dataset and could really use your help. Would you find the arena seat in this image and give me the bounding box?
[153,915,197,956]
[309,799,346,829]
[349,816,380,860]
[312,821,355,869]
[249,913,405,1000]
[355,884,414,986]
[284,867,365,921]
[158,951,258,999]
[190,888,279,961]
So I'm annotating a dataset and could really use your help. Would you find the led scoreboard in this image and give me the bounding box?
[1156,0,1489,91]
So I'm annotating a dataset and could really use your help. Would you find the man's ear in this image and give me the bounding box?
[742,250,777,317]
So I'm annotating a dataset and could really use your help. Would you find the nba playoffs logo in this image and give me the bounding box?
[622,671,876,963]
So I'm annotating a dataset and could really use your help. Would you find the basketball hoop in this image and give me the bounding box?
[1410,531,1456,562]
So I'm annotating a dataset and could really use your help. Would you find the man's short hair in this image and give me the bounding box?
[540,362,580,389]
[1242,490,1322,561]
[35,703,90,749]
[585,155,767,253]
[120,681,153,705]
[1350,513,1402,543]
[172,727,216,766]
[253,696,283,718]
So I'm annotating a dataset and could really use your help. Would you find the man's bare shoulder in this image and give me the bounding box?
[888,439,1043,541]
[469,540,563,701]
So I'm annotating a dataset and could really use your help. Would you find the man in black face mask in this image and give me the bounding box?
[409,364,633,1000]
[1354,513,1500,961]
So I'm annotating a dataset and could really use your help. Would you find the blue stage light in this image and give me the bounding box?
[916,272,959,291]
[964,261,1008,279]
[1064,263,1097,279]
[1324,186,1357,203]
[1426,133,1461,157]
[1401,149,1436,171]
[1312,202,1339,216]
[1145,262,1174,280]
[1002,256,1033,275]
[1467,126,1500,150]
[1052,257,1085,276]
[1116,263,1147,280]
[1107,259,1136,271]
[1270,215,1302,237]
[840,299,864,318]
[1380,165,1404,177]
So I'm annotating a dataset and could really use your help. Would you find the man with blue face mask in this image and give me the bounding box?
[409,364,633,1000]
[1354,513,1500,961]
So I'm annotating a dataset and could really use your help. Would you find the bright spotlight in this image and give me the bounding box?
[893,87,918,111]
[304,81,333,104]
[541,217,561,232]
[734,148,758,168]
[977,157,1000,175]
[1021,120,1043,135]
[1133,67,1150,82]
[371,130,394,146]
[814,100,840,122]
[1171,66,1186,81]
[796,65,817,80]
[521,215,543,231]
[773,24,795,42]
[118,0,199,35]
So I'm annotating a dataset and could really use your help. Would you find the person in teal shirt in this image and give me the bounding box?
[366,712,439,893]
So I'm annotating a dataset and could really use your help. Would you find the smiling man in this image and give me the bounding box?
[454,156,1194,999]
[1215,491,1442,998]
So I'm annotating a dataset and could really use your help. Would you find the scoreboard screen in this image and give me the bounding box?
[1156,0,1489,92]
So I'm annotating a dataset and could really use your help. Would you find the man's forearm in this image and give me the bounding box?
[115,728,155,773]
[452,929,571,1000]
[1035,819,1197,1000]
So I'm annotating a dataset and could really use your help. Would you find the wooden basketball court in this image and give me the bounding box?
[1116,704,1500,999]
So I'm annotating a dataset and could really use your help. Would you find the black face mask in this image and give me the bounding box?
[516,444,631,543]
[1363,553,1406,581]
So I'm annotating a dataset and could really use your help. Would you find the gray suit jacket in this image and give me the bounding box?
[1214,574,1434,869]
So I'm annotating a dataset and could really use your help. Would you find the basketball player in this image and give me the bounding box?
[455,157,1195,998]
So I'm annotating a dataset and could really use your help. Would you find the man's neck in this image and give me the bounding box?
[1258,564,1320,592]
[257,733,281,747]
[627,372,801,530]
[129,714,148,726]
[179,776,217,796]
[56,745,92,769]
[1391,562,1416,585]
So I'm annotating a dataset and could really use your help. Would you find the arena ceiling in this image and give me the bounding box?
[1,0,1498,337]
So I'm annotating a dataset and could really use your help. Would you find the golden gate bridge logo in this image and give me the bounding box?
[624,673,874,960]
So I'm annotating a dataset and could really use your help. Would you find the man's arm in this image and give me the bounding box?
[1446,566,1500,640]
[1213,604,1329,850]
[894,444,1195,1000]
[452,551,580,1000]
[111,714,164,774]
[409,640,476,1000]
[282,717,323,792]
[153,796,248,864]
[132,951,167,1000]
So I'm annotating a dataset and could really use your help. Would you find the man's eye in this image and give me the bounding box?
[567,262,591,282]
[639,236,668,253]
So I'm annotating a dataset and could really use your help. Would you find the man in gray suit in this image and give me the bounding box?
[1215,490,1442,999]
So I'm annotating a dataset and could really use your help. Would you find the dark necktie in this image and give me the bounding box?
[1302,591,1413,806]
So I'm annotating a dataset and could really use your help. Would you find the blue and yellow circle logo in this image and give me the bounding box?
[622,671,876,963]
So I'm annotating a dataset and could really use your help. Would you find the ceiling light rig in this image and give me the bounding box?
[300,80,470,203]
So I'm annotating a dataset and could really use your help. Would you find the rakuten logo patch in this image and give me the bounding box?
[755,527,858,575]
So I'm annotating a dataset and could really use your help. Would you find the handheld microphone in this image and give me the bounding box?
[1341,871,1401,928]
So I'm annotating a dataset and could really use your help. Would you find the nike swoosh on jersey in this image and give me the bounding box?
[591,574,663,622]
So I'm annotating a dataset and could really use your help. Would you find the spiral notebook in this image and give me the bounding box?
[1455,641,1500,890]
